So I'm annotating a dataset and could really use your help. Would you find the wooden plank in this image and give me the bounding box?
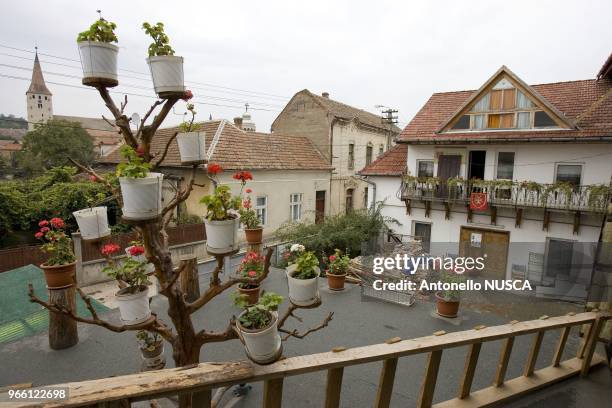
[493,337,514,387]
[191,389,212,408]
[433,355,605,408]
[374,358,398,408]
[263,378,283,408]
[1,313,606,408]
[581,316,606,376]
[552,326,571,367]
[458,343,482,399]
[417,350,443,408]
[324,367,344,408]
[523,331,544,377]
[577,320,595,359]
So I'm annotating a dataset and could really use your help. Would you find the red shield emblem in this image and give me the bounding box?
[470,192,488,211]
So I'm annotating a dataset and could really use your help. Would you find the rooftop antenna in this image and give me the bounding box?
[244,102,249,112]
[97,10,103,20]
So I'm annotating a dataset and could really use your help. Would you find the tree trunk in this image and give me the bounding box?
[48,286,78,350]
[179,256,200,303]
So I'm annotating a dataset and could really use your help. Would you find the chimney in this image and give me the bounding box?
[233,117,243,128]
[322,92,329,98]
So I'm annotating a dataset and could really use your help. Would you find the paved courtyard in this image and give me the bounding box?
[0,260,610,407]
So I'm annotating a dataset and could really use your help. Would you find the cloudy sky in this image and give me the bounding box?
[0,0,610,132]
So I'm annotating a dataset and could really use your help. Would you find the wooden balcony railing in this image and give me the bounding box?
[401,179,611,213]
[2,311,609,408]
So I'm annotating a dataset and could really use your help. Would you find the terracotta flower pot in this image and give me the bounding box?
[244,228,263,244]
[327,273,346,291]
[40,261,76,289]
[435,292,460,318]
[238,284,261,305]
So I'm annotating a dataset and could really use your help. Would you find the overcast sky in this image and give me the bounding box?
[0,0,610,132]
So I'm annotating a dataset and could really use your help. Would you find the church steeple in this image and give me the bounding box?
[26,48,53,130]
[27,50,52,95]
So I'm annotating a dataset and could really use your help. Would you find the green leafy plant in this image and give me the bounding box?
[586,184,611,210]
[293,250,319,280]
[327,249,350,276]
[142,22,175,57]
[234,292,283,330]
[178,103,201,133]
[116,145,151,179]
[35,218,76,266]
[200,185,241,221]
[239,192,261,229]
[136,330,161,351]
[438,268,466,301]
[101,244,150,293]
[77,18,118,43]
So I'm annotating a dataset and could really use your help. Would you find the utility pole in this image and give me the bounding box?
[378,106,398,150]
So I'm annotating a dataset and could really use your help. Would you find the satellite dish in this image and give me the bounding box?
[131,113,141,129]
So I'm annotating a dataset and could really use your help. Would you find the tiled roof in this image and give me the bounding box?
[26,53,51,95]
[597,53,612,80]
[0,142,22,152]
[54,115,116,132]
[399,78,612,143]
[101,120,332,171]
[358,144,407,176]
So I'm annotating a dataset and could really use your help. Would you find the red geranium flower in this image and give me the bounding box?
[329,255,336,262]
[89,175,98,182]
[34,231,44,239]
[101,243,121,256]
[128,245,145,256]
[135,146,145,157]
[182,89,194,101]
[50,218,65,229]
[207,163,222,175]
[38,220,49,227]
[40,227,50,233]
[247,270,257,278]
[242,199,251,209]
[233,171,253,182]
[245,188,252,194]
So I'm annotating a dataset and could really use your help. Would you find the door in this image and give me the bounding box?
[544,239,574,278]
[413,222,431,253]
[468,151,486,180]
[459,227,509,279]
[315,190,326,224]
[436,155,461,198]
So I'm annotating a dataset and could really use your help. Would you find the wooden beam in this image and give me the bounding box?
[543,210,550,231]
[552,326,571,367]
[515,208,523,228]
[417,350,443,408]
[191,389,211,408]
[324,367,344,408]
[466,205,473,223]
[444,202,451,220]
[580,315,606,376]
[263,378,283,408]
[374,358,398,408]
[493,337,514,387]
[458,343,482,399]
[490,206,497,225]
[403,199,411,215]
[573,211,581,235]
[425,201,432,218]
[523,331,544,377]
[577,320,596,359]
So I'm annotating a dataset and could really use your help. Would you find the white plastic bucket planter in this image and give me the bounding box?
[125,246,155,274]
[204,216,239,252]
[286,264,321,306]
[77,41,119,87]
[119,173,163,220]
[176,132,206,164]
[115,286,151,325]
[72,206,110,240]
[146,56,185,97]
[237,312,282,364]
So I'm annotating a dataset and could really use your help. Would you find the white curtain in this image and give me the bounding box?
[473,114,485,129]
[472,94,490,112]
[517,112,530,128]
[516,91,534,108]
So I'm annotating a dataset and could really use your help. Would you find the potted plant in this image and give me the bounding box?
[239,187,263,244]
[143,22,185,98]
[102,243,151,325]
[235,251,264,305]
[200,165,242,252]
[234,292,283,364]
[35,218,76,288]
[125,241,155,274]
[176,101,206,164]
[435,268,465,318]
[117,145,164,221]
[326,249,350,291]
[73,194,111,241]
[136,330,164,367]
[77,17,119,87]
[286,245,320,306]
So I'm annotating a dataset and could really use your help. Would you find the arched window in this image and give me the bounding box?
[345,189,354,214]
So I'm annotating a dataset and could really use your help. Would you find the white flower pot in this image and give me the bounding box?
[286,264,320,306]
[237,312,282,364]
[204,216,240,252]
[176,131,206,163]
[146,55,185,97]
[115,286,151,325]
[125,246,155,274]
[119,173,164,220]
[72,206,110,240]
[77,41,119,87]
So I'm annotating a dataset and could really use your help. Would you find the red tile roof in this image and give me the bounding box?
[101,120,332,171]
[399,78,612,143]
[358,144,407,176]
[0,142,22,152]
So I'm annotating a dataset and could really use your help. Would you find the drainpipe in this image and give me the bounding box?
[358,175,377,210]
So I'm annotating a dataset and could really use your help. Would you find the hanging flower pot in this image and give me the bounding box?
[78,41,119,87]
[286,264,321,306]
[244,228,263,244]
[204,215,240,253]
[115,285,151,325]
[176,131,206,164]
[41,262,76,289]
[73,207,111,240]
[119,173,164,220]
[146,56,185,98]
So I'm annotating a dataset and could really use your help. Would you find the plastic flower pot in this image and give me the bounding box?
[238,284,261,306]
[140,340,164,359]
[327,273,346,291]
[435,292,460,318]
[41,261,76,289]
[204,216,240,253]
[176,131,206,164]
[77,41,119,87]
[286,264,321,306]
[146,55,185,98]
[73,206,110,240]
[244,228,263,244]
[236,312,282,365]
[115,285,151,325]
[125,246,155,274]
[119,173,164,221]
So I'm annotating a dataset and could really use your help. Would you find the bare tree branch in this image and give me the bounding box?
[95,87,137,149]
[120,95,128,115]
[162,164,199,218]
[196,318,239,345]
[152,131,179,168]
[137,100,164,141]
[279,312,334,341]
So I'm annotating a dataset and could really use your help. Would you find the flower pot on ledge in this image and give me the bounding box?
[238,284,261,306]
[115,285,151,325]
[286,264,320,306]
[41,261,76,289]
[435,292,460,318]
[327,272,346,291]
[244,228,263,244]
[77,41,119,88]
[204,215,240,253]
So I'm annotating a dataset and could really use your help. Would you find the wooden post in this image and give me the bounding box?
[179,256,200,303]
[324,367,344,408]
[417,350,442,408]
[374,358,398,408]
[263,378,283,408]
[192,389,212,408]
[581,316,606,376]
[493,337,514,387]
[552,326,571,367]
[458,343,481,399]
[48,286,78,350]
[523,331,544,377]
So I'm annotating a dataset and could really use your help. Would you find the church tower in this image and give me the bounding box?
[26,50,53,130]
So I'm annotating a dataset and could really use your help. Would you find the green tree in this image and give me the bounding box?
[18,120,96,174]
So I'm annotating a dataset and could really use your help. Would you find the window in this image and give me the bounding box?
[496,152,515,180]
[364,187,369,208]
[487,113,513,129]
[417,160,434,178]
[290,193,302,221]
[255,196,267,225]
[534,111,556,127]
[413,222,431,253]
[345,189,354,214]
[44,96,48,100]
[516,112,531,129]
[348,143,354,170]
[366,144,373,166]
[516,90,534,108]
[378,144,384,157]
[452,115,470,130]
[556,164,582,186]
[37,103,42,109]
